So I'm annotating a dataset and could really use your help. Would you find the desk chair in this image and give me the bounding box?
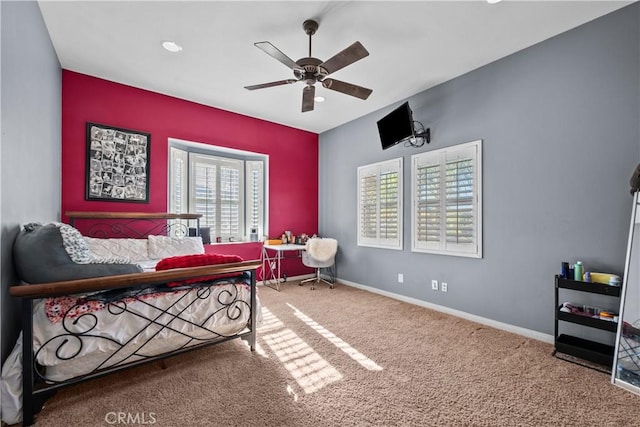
[300,237,338,290]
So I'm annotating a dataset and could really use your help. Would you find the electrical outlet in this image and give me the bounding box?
[431,280,438,290]
[441,282,448,292]
[398,273,404,283]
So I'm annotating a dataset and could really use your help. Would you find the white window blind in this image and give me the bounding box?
[169,147,188,215]
[192,156,218,230]
[412,140,482,258]
[190,154,244,240]
[168,148,189,236]
[169,143,267,242]
[219,163,241,237]
[415,162,441,248]
[357,158,403,250]
[246,161,264,233]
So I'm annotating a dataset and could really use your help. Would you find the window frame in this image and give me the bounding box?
[168,139,268,242]
[357,157,403,250]
[411,139,482,258]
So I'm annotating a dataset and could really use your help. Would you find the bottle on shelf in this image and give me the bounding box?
[574,261,583,281]
[561,262,569,278]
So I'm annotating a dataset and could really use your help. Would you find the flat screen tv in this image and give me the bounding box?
[377,102,415,150]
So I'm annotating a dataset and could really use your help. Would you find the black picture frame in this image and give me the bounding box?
[85,122,151,203]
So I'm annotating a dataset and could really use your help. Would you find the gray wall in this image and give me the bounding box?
[319,4,640,336]
[1,1,61,362]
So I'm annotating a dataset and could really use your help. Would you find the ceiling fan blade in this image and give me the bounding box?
[318,41,369,76]
[302,85,315,112]
[322,78,372,100]
[254,41,302,71]
[244,79,298,90]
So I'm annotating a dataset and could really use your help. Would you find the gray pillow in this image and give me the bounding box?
[13,223,142,284]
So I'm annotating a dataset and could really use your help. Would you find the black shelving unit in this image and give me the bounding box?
[553,275,621,371]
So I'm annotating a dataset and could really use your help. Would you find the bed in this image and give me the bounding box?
[5,212,261,426]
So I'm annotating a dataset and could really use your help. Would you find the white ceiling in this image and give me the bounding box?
[38,1,632,134]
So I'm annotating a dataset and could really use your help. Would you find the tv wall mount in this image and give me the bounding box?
[408,123,430,148]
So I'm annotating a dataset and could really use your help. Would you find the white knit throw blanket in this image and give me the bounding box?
[306,238,338,262]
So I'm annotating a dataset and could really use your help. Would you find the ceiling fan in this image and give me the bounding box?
[244,19,372,112]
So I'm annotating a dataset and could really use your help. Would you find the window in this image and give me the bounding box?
[357,158,403,250]
[411,140,482,258]
[169,142,266,242]
[245,160,264,233]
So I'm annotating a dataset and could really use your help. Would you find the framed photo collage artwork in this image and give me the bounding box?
[85,122,150,203]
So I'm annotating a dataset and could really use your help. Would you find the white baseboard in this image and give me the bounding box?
[338,278,554,344]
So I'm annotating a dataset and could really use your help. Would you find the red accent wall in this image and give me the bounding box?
[62,70,317,277]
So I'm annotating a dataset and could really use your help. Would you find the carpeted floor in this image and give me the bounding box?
[32,281,639,426]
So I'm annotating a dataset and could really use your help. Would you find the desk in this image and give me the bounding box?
[261,244,306,291]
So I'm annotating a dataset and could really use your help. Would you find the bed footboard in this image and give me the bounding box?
[11,261,260,426]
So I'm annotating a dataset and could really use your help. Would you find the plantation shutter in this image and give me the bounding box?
[357,158,403,249]
[359,172,378,240]
[191,156,217,230]
[412,140,482,258]
[246,160,264,236]
[219,163,241,238]
[169,147,188,214]
[414,160,441,250]
[379,170,399,240]
[168,147,189,236]
[189,154,244,240]
[445,157,474,247]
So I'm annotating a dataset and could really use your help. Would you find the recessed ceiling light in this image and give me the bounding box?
[314,96,325,103]
[487,0,502,3]
[162,41,182,52]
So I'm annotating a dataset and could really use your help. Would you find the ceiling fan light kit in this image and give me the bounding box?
[244,19,372,112]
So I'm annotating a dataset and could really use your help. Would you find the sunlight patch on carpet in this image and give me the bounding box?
[286,384,299,402]
[287,303,383,371]
[254,342,269,358]
[258,307,284,333]
[262,328,343,394]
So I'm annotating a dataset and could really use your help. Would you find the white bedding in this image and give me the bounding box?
[34,281,260,382]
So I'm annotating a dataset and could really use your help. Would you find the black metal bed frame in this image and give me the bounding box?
[12,212,259,426]
[66,211,201,238]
